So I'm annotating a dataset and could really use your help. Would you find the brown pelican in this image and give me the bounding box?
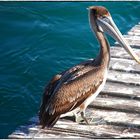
[39,6,140,128]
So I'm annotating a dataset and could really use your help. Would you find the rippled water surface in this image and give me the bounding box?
[0,2,140,138]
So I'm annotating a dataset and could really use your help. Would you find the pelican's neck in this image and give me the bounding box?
[89,12,110,68]
[96,32,110,68]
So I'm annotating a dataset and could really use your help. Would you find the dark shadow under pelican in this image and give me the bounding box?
[39,6,140,129]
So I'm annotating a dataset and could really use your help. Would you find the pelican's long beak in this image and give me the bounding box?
[97,15,140,64]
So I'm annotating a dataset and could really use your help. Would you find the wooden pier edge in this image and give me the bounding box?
[9,23,140,139]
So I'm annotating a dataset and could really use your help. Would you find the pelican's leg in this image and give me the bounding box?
[79,104,100,125]
[74,107,89,125]
[80,111,89,125]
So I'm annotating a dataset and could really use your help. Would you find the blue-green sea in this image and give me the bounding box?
[0,2,140,138]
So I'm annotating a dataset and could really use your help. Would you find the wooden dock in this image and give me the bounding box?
[9,23,140,139]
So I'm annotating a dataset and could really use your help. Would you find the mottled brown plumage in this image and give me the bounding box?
[39,6,140,128]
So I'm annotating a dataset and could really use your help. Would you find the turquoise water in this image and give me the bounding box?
[0,2,140,138]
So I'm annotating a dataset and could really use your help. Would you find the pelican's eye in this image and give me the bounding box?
[101,15,107,19]
[99,15,110,24]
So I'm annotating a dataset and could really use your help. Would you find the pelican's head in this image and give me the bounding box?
[88,6,140,64]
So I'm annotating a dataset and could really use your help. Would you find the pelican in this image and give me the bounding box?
[39,6,140,128]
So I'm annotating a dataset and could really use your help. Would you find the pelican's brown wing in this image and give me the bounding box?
[39,59,103,128]
[50,66,103,114]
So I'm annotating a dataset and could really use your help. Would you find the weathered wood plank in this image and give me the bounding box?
[107,70,140,86]
[110,57,140,73]
[101,82,140,100]
[90,97,140,114]
[110,47,140,59]
[87,108,140,128]
[124,35,140,40]
[127,27,140,36]
[115,42,140,49]
[124,41,140,46]
[128,31,140,36]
